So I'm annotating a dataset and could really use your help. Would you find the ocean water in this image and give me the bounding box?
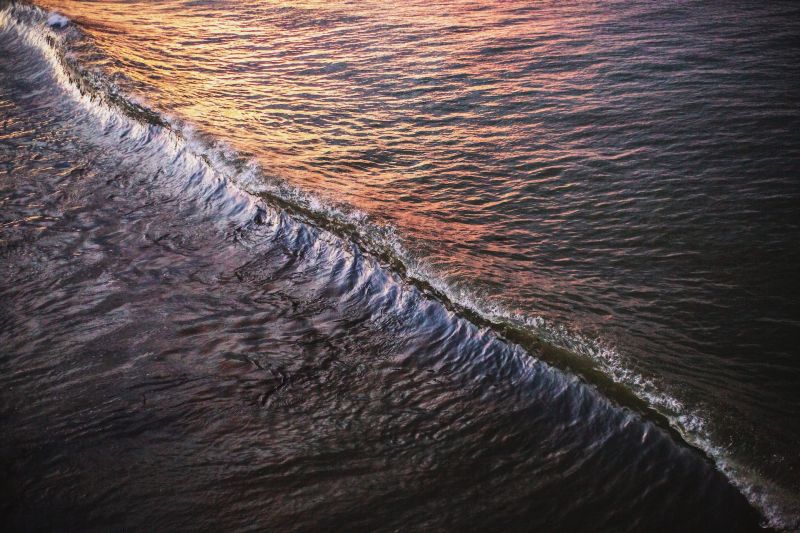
[1,0,798,530]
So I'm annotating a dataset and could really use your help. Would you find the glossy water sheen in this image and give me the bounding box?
[1,0,798,530]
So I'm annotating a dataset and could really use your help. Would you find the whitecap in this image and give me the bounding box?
[46,13,68,29]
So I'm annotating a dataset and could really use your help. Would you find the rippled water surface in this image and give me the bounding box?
[1,0,799,529]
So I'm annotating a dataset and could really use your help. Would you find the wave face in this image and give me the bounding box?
[1,1,799,530]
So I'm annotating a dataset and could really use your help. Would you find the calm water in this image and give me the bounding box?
[1,0,799,529]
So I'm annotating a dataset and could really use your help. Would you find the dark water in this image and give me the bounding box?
[1,0,799,530]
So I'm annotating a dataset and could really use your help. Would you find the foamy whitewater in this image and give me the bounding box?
[2,1,798,530]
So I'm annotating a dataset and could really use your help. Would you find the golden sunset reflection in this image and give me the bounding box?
[34,0,611,301]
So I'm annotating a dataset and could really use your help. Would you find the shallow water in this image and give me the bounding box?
[1,0,799,529]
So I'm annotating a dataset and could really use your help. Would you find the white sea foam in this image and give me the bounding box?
[46,12,68,28]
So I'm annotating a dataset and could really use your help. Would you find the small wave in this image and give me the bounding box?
[1,3,796,529]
